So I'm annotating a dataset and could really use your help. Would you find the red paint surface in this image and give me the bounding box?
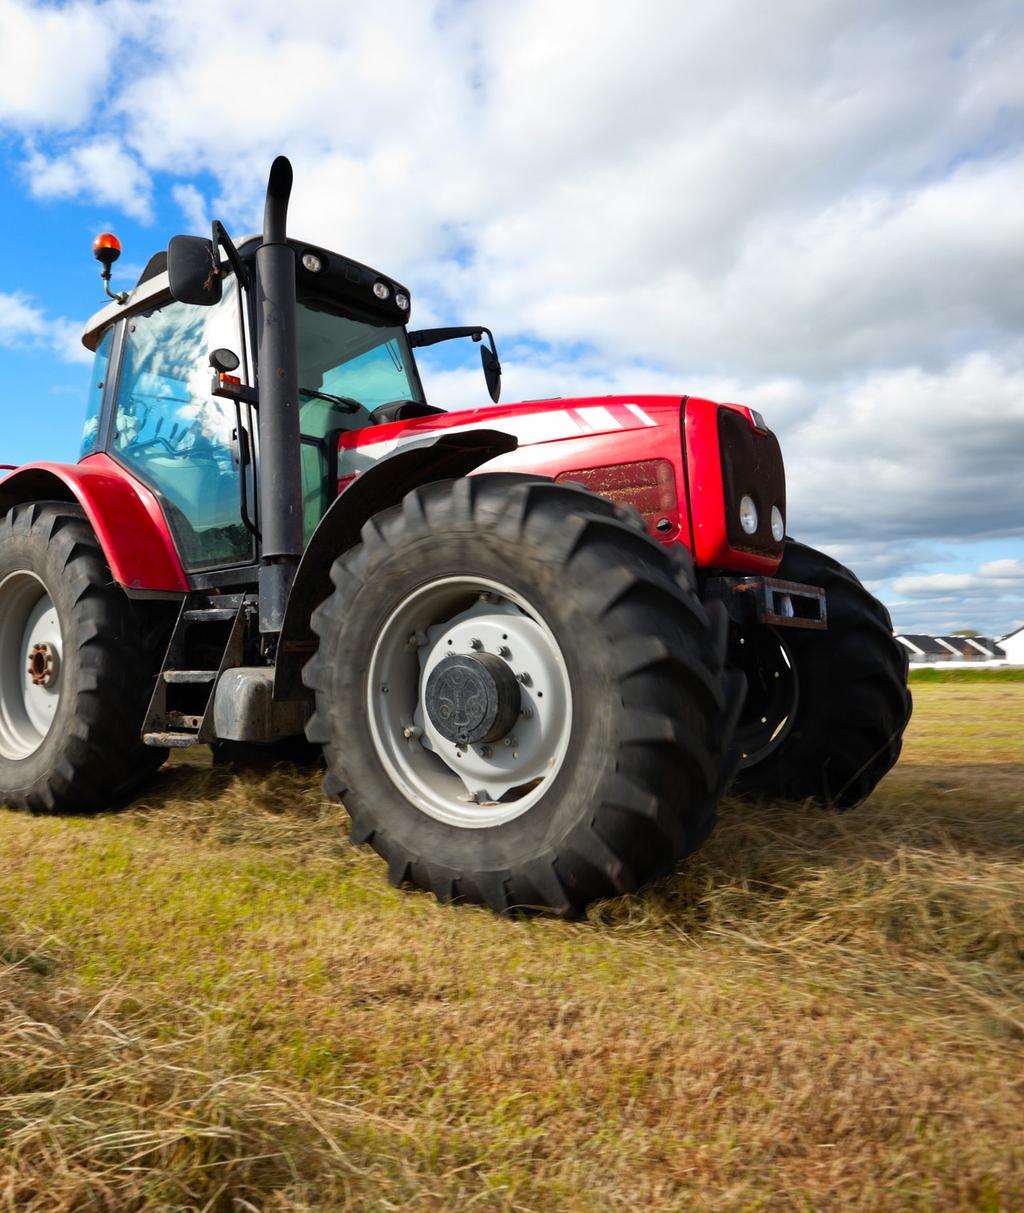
[683,398,782,574]
[339,394,783,575]
[0,454,188,592]
[0,392,782,590]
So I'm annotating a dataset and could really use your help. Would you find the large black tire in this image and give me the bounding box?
[0,502,169,813]
[305,475,736,915]
[730,539,911,807]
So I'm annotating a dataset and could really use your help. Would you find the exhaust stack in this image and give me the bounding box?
[255,156,303,634]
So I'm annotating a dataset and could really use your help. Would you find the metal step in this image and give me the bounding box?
[143,731,198,748]
[143,593,251,748]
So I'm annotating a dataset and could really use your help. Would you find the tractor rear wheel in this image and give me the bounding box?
[305,475,734,915]
[0,502,168,813]
[730,539,911,807]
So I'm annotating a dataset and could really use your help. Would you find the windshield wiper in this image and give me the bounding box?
[299,387,363,413]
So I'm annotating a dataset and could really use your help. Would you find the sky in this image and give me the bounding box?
[0,0,1022,638]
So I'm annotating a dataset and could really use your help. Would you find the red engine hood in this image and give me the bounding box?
[338,393,685,470]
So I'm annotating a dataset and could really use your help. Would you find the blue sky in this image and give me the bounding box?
[1,0,1022,637]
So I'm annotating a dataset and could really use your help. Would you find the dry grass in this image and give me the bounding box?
[0,681,1021,1211]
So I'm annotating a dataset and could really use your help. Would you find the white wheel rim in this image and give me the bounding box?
[0,572,63,760]
[367,576,573,828]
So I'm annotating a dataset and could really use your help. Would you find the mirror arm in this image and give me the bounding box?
[212,220,251,290]
[408,325,485,349]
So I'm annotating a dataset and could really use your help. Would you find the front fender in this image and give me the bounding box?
[0,454,188,593]
[274,427,517,700]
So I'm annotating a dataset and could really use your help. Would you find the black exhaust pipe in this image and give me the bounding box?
[255,156,303,633]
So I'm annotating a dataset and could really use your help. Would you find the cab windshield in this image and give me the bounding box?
[297,297,422,415]
[296,297,424,541]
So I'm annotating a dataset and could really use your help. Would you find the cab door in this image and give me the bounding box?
[107,277,254,571]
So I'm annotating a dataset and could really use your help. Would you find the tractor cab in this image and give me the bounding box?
[81,236,430,573]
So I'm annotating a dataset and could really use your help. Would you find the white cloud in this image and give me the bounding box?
[1,0,1022,631]
[780,351,1024,547]
[47,318,94,366]
[171,183,209,233]
[0,292,47,346]
[892,573,978,596]
[25,139,153,222]
[978,558,1024,580]
[0,0,114,128]
[886,555,1024,635]
[0,291,90,364]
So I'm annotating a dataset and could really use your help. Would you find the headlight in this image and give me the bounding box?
[373,281,391,300]
[739,495,758,534]
[395,291,409,310]
[771,505,785,542]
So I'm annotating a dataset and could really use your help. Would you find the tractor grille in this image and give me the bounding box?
[717,407,785,557]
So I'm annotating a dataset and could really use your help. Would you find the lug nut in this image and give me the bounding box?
[498,645,511,658]
[479,745,492,757]
[470,637,483,650]
[516,672,532,686]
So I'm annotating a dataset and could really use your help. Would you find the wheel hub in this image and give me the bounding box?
[367,577,573,828]
[425,652,521,746]
[0,571,63,760]
[27,642,58,688]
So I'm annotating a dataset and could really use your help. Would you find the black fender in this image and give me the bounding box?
[273,427,517,700]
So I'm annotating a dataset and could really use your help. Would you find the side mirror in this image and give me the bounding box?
[481,344,502,403]
[167,235,222,306]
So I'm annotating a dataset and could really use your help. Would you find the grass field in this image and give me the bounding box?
[1,679,1022,1211]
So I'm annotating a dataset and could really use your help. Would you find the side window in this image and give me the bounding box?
[79,327,113,460]
[112,280,252,570]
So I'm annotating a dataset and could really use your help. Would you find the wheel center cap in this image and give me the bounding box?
[27,642,58,688]
[424,652,521,746]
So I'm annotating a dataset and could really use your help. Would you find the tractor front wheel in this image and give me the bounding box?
[730,539,911,807]
[0,502,168,813]
[305,475,734,915]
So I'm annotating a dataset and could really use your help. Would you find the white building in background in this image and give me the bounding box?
[999,625,1024,665]
[895,634,1010,667]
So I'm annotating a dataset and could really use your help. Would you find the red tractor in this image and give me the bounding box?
[0,159,910,914]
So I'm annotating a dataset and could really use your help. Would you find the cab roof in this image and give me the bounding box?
[81,236,411,352]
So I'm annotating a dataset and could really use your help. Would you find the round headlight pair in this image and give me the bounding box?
[739,497,785,541]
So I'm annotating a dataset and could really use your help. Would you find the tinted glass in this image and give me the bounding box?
[296,300,422,541]
[79,327,113,460]
[297,299,420,413]
[112,281,250,570]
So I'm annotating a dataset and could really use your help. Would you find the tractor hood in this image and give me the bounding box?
[336,394,676,479]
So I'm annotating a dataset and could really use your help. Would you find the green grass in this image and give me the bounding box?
[909,666,1024,682]
[1,683,1022,1211]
